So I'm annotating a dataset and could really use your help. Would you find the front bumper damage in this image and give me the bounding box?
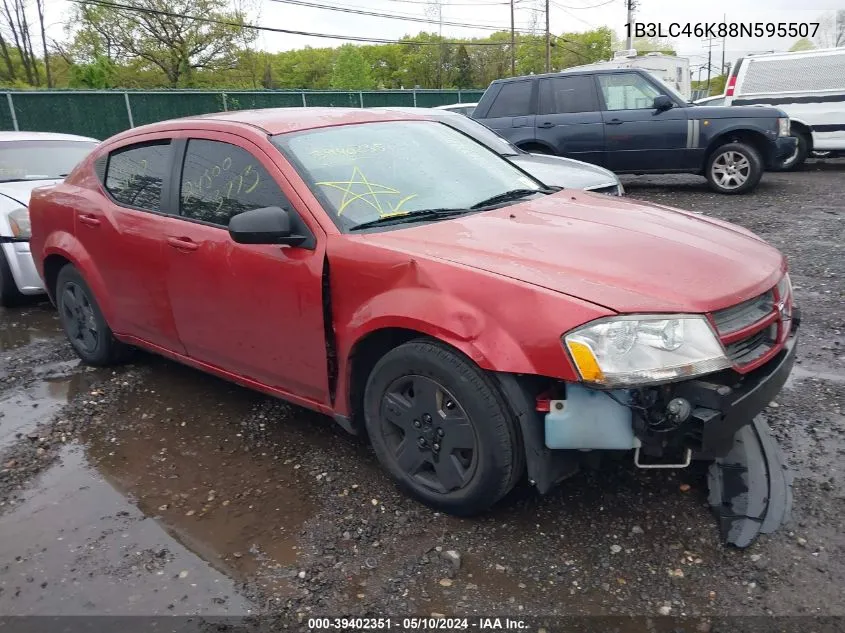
[505,317,799,548]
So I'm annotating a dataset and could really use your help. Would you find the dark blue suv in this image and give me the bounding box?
[473,68,797,194]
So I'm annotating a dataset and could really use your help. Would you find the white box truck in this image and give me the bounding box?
[566,50,691,100]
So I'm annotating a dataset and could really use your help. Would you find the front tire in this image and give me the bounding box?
[56,264,132,366]
[705,142,763,194]
[0,249,24,308]
[363,339,521,516]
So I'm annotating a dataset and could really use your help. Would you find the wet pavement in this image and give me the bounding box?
[0,161,843,621]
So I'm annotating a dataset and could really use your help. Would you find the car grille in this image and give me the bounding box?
[712,290,774,335]
[711,289,779,368]
[723,325,777,364]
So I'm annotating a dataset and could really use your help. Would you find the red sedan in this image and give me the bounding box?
[29,108,798,544]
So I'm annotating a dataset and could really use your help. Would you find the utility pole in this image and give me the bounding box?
[703,36,716,92]
[510,0,516,75]
[545,0,551,72]
[721,12,726,82]
[625,0,636,50]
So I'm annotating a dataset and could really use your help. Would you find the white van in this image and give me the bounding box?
[725,48,845,170]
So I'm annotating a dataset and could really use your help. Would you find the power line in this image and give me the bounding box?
[268,0,536,33]
[384,0,512,5]
[69,0,522,45]
[551,0,615,8]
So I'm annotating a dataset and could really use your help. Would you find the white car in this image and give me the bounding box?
[0,131,99,306]
[434,102,478,117]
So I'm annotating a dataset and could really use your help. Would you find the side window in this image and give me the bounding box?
[538,76,599,114]
[598,73,662,111]
[105,141,171,212]
[179,139,289,226]
[486,81,533,118]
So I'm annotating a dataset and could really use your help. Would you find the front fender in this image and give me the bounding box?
[343,286,538,374]
[42,231,116,327]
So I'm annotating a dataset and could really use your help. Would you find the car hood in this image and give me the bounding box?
[0,179,60,207]
[360,192,784,314]
[509,153,619,190]
[690,104,785,119]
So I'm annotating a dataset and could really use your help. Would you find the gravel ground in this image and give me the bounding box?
[0,161,843,625]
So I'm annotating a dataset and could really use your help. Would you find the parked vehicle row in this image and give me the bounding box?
[23,107,799,546]
[472,67,797,194]
[0,132,99,306]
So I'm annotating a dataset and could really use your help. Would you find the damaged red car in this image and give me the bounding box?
[29,109,799,547]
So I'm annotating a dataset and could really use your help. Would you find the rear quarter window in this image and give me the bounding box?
[487,81,534,117]
[105,141,171,212]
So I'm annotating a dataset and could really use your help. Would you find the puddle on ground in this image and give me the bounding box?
[0,362,102,450]
[78,358,320,597]
[0,305,62,352]
[0,445,254,615]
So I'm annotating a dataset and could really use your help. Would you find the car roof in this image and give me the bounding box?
[491,67,647,84]
[108,107,430,143]
[0,131,99,143]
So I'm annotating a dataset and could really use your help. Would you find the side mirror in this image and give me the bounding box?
[653,95,674,112]
[228,206,308,246]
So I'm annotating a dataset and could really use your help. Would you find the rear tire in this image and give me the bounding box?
[0,249,24,308]
[771,130,810,172]
[363,339,521,516]
[705,142,763,194]
[55,264,133,366]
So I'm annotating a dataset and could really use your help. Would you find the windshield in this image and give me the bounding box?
[440,114,519,156]
[0,140,97,182]
[274,120,542,231]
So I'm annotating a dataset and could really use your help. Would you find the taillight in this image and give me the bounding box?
[726,76,737,96]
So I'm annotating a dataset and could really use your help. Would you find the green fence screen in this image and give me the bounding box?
[2,89,485,140]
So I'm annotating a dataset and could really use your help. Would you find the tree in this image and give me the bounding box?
[68,54,115,88]
[814,10,844,48]
[789,38,816,52]
[1,0,41,85]
[330,44,374,90]
[67,0,256,87]
[455,44,472,88]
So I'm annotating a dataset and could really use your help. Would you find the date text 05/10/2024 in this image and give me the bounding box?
[307,617,530,630]
[625,22,820,39]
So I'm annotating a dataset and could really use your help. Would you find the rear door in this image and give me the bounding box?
[164,133,329,402]
[535,74,605,166]
[84,136,185,352]
[596,72,692,172]
[476,80,536,146]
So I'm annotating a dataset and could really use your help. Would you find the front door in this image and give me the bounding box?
[82,137,185,353]
[596,72,692,172]
[164,134,329,402]
[535,74,605,166]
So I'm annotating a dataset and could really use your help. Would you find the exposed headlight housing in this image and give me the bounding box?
[563,315,731,388]
[777,117,790,137]
[8,206,31,239]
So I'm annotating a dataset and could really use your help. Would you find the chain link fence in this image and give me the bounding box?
[2,89,485,140]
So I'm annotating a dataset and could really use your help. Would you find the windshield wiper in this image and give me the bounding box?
[470,188,550,210]
[349,208,471,231]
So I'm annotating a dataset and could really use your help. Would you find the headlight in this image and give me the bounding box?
[776,272,791,301]
[777,117,790,137]
[616,182,625,196]
[8,207,31,239]
[563,315,731,388]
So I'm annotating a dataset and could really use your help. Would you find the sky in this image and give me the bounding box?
[44,0,844,73]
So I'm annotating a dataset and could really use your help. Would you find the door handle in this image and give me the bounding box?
[166,236,198,251]
[606,118,624,125]
[78,214,100,227]
[538,121,554,129]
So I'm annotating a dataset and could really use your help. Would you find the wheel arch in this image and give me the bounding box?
[517,140,556,155]
[788,119,814,150]
[704,128,770,163]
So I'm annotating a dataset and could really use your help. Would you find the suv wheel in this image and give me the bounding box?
[705,142,763,194]
[56,264,133,366]
[0,250,24,308]
[363,339,521,516]
[772,130,810,172]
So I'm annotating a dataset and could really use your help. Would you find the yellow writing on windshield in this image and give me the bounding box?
[316,166,416,216]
